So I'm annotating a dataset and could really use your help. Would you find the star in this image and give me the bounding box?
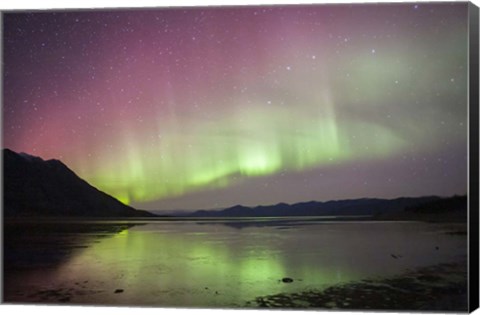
[2,3,468,210]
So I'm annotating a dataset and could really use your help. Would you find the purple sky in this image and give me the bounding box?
[3,3,469,210]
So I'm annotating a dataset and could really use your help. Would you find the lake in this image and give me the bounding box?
[3,218,468,309]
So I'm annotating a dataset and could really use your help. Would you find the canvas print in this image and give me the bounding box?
[2,2,478,312]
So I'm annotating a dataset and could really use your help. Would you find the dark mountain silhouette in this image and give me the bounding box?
[405,195,467,214]
[3,149,155,217]
[376,195,467,222]
[190,196,461,218]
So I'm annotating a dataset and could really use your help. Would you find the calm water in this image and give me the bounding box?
[4,218,467,307]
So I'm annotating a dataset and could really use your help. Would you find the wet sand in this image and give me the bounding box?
[251,261,467,311]
[5,260,467,311]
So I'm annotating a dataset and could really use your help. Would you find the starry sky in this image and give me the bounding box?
[3,3,469,211]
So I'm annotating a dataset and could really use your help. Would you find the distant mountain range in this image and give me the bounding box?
[3,149,155,217]
[3,148,466,221]
[190,195,466,220]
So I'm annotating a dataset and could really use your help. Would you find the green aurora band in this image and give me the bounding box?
[3,5,468,208]
[88,91,406,205]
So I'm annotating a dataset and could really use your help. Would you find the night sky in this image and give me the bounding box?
[3,3,468,211]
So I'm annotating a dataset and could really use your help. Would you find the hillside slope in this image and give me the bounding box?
[3,149,155,217]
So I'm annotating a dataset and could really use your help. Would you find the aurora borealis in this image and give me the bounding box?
[3,3,469,211]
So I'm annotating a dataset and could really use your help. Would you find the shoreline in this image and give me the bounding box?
[4,260,468,311]
[250,260,468,311]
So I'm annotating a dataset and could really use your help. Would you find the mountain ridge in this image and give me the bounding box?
[189,195,465,218]
[3,148,155,217]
